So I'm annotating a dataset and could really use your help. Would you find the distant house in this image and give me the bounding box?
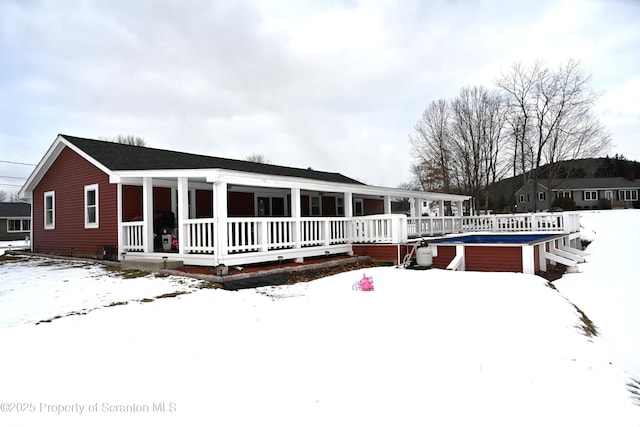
[0,202,31,241]
[19,135,471,266]
[515,177,640,212]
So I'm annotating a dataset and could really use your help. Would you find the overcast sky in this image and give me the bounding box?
[1,0,638,192]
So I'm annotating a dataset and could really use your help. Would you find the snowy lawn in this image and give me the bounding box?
[0,210,639,426]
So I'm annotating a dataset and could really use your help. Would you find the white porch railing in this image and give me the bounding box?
[407,217,462,237]
[183,218,216,254]
[122,221,144,252]
[461,212,580,233]
[121,212,581,264]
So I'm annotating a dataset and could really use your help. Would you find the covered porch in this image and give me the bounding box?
[112,169,470,267]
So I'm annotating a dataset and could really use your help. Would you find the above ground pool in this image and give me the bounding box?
[425,233,569,274]
[428,233,557,245]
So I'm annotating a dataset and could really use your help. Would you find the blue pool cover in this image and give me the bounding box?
[429,234,558,245]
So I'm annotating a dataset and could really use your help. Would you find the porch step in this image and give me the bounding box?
[121,258,184,273]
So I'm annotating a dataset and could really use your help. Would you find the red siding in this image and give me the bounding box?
[465,246,523,272]
[301,195,310,216]
[432,246,456,269]
[33,146,117,256]
[363,198,384,215]
[195,189,213,218]
[228,192,254,217]
[322,196,336,216]
[352,244,407,263]
[154,187,172,212]
[122,185,142,221]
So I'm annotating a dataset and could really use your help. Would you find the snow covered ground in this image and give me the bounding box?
[0,238,30,255]
[0,210,639,426]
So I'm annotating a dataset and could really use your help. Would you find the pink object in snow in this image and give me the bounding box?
[356,273,374,291]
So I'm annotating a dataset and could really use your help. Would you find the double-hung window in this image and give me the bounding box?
[583,190,598,201]
[85,184,99,228]
[619,189,638,201]
[336,197,344,216]
[310,196,321,216]
[44,191,55,229]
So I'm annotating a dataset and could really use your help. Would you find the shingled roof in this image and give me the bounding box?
[62,135,363,185]
[0,202,30,218]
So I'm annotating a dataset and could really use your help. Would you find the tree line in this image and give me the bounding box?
[409,59,611,213]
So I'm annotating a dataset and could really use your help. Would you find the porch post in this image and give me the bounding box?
[438,200,445,217]
[344,192,353,217]
[456,200,463,216]
[383,195,391,214]
[344,191,353,243]
[213,181,228,265]
[117,183,123,259]
[291,187,302,249]
[177,177,188,255]
[142,177,154,253]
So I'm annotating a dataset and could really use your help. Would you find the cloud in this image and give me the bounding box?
[1,0,639,191]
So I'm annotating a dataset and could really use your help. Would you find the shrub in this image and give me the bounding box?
[598,198,612,210]
[552,197,576,211]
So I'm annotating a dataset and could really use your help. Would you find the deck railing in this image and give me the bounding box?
[461,212,580,233]
[183,218,216,254]
[121,212,580,262]
[122,221,144,252]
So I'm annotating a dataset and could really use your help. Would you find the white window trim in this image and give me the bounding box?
[619,189,638,201]
[7,218,31,233]
[583,190,598,201]
[354,198,364,216]
[605,190,613,200]
[518,194,527,203]
[310,195,322,216]
[84,184,99,228]
[336,197,345,216]
[255,191,289,217]
[537,192,545,201]
[44,191,55,230]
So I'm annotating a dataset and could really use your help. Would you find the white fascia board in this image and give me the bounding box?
[19,135,68,199]
[20,135,117,199]
[62,136,112,176]
[109,168,471,202]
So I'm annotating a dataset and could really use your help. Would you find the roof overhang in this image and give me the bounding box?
[110,168,471,202]
[19,135,113,200]
[20,134,471,204]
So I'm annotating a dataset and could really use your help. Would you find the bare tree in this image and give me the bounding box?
[449,86,508,213]
[409,89,508,213]
[102,134,148,147]
[0,190,7,202]
[244,153,271,164]
[409,99,454,192]
[498,60,611,210]
[497,61,544,205]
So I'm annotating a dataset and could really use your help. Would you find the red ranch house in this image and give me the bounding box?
[20,135,474,267]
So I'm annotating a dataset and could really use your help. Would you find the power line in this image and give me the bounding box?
[0,175,27,180]
[0,160,37,166]
[0,183,23,188]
